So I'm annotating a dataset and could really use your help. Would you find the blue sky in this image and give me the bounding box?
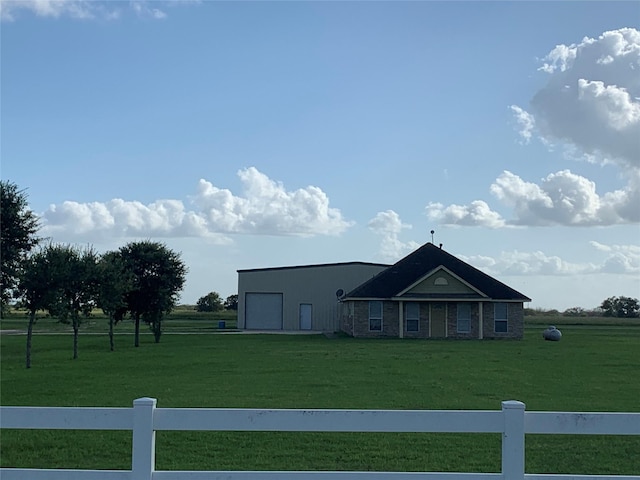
[2,1,639,309]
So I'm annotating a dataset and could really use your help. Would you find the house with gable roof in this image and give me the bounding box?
[340,242,531,339]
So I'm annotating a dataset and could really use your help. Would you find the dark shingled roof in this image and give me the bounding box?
[344,242,531,301]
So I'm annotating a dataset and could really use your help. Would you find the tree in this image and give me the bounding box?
[224,294,238,311]
[600,296,640,318]
[196,291,224,312]
[18,245,58,368]
[45,244,100,360]
[96,251,133,351]
[120,241,187,345]
[1,181,40,315]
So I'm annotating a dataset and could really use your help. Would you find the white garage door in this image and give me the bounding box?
[245,293,283,330]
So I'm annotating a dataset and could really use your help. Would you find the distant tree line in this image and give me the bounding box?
[599,296,639,318]
[195,292,237,312]
[525,296,639,319]
[1,181,187,368]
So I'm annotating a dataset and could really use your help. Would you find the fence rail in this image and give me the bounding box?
[1,398,639,480]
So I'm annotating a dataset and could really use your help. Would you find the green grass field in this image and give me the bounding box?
[1,316,639,474]
[0,307,238,334]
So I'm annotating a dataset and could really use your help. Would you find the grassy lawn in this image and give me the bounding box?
[1,319,639,474]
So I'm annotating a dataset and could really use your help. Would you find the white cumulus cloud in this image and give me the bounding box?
[43,198,218,241]
[460,250,595,276]
[130,1,167,20]
[0,0,198,21]
[368,210,420,262]
[589,241,640,274]
[430,169,639,227]
[0,0,110,20]
[492,170,607,226]
[41,167,351,242]
[519,27,640,168]
[425,200,506,228]
[434,28,640,228]
[193,167,352,236]
[510,105,536,144]
[458,242,639,277]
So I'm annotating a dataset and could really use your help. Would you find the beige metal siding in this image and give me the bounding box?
[238,263,387,331]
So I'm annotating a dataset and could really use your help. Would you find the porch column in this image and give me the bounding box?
[478,301,484,339]
[399,300,404,339]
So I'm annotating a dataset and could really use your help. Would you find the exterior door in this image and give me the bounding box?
[430,302,446,338]
[299,304,312,330]
[245,293,283,330]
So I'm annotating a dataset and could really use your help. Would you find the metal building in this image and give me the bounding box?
[237,262,389,331]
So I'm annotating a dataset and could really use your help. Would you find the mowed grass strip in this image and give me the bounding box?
[1,326,639,474]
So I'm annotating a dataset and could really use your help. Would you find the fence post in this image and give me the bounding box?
[502,400,525,480]
[132,397,157,480]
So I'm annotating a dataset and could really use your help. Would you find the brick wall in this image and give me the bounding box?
[341,300,524,339]
[345,301,400,338]
[403,302,430,339]
[446,303,480,339]
[340,300,354,336]
[482,302,524,339]
[339,301,399,337]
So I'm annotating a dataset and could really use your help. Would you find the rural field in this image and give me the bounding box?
[1,313,639,475]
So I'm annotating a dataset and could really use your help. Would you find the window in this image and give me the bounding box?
[369,301,382,331]
[405,302,419,332]
[494,303,508,333]
[457,303,471,333]
[434,276,449,286]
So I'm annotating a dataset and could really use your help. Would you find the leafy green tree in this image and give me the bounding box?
[224,294,238,311]
[97,250,134,351]
[196,291,224,312]
[143,309,164,343]
[19,246,58,368]
[1,181,40,315]
[45,245,100,359]
[600,296,640,318]
[120,241,187,345]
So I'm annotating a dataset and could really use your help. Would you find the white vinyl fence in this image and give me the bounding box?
[1,398,639,480]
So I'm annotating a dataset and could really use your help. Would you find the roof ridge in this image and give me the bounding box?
[344,242,530,301]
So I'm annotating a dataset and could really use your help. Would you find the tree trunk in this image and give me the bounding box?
[109,315,115,352]
[153,314,162,343]
[72,318,79,359]
[134,314,140,347]
[26,310,35,369]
